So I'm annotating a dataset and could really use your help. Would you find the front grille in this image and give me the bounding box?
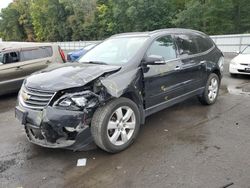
[20,86,55,110]
[238,69,250,73]
[240,63,250,66]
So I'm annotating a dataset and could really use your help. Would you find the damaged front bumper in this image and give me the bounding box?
[15,105,95,151]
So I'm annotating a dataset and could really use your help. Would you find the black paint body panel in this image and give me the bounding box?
[15,28,223,150]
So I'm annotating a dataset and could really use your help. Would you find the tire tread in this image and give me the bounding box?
[198,73,220,105]
[91,97,140,153]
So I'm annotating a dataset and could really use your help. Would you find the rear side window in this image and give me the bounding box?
[147,35,177,61]
[194,34,214,52]
[175,34,199,56]
[20,46,53,61]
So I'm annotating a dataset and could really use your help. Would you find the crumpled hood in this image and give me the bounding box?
[232,54,250,64]
[25,63,121,91]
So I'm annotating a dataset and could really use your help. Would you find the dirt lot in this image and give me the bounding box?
[0,55,250,188]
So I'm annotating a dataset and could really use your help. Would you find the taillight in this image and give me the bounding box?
[218,57,224,72]
[58,46,66,63]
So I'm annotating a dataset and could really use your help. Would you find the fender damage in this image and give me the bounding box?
[17,64,144,151]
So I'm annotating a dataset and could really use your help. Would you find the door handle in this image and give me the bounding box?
[198,61,206,69]
[46,60,52,64]
[15,66,23,71]
[174,66,181,71]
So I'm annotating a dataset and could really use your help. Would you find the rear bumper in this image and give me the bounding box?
[15,105,95,151]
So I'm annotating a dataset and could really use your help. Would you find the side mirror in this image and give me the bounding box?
[143,55,165,65]
[236,50,241,54]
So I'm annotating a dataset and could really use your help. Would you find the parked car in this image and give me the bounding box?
[229,45,250,76]
[15,29,224,153]
[0,42,66,95]
[67,43,97,62]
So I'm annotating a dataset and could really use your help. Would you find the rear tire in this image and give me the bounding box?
[199,73,220,105]
[91,97,141,153]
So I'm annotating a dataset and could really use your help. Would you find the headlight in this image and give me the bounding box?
[71,96,87,107]
[58,98,73,107]
[53,90,99,111]
[53,92,91,110]
[218,57,224,72]
[230,60,237,65]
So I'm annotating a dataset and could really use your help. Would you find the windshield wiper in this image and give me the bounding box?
[84,61,108,65]
[89,61,108,65]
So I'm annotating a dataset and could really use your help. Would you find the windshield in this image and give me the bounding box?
[78,37,148,65]
[242,46,250,54]
[84,44,96,51]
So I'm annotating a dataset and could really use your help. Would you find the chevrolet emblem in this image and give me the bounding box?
[22,91,31,101]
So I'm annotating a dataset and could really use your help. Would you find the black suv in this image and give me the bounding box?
[15,29,224,153]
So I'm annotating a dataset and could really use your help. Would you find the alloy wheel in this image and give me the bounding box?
[107,106,136,146]
[208,77,219,102]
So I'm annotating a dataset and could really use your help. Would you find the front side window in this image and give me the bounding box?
[147,35,177,61]
[175,34,199,56]
[0,51,20,64]
[78,37,148,65]
[20,46,53,61]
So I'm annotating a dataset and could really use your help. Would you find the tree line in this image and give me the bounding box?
[0,0,250,42]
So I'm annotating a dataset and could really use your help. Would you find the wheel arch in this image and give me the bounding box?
[121,92,146,125]
[211,68,222,80]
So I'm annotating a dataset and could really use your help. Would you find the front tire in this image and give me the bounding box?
[199,73,220,105]
[91,97,141,153]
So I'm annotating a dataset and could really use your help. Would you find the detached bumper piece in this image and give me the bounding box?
[16,106,95,151]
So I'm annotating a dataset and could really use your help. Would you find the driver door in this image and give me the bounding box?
[143,35,184,109]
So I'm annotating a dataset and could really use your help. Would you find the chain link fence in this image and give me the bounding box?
[49,34,250,53]
[55,41,100,52]
[211,34,250,53]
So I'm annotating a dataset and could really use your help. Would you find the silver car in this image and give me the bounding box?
[0,42,66,95]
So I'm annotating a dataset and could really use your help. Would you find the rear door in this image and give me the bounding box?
[174,34,205,93]
[0,51,26,94]
[143,35,184,108]
[20,46,53,76]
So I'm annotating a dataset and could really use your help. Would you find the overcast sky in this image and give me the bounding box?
[0,0,13,11]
